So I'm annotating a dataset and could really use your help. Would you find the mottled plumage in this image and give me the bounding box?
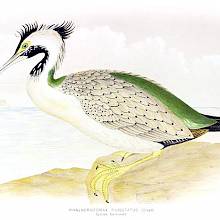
[59,70,194,143]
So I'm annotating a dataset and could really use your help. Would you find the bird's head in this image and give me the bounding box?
[0,21,75,77]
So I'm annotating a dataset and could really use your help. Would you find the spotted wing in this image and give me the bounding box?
[60,70,193,142]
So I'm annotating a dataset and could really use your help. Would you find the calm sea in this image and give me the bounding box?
[0,106,220,183]
[0,107,113,183]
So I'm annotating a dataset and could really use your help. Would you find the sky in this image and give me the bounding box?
[0,0,220,110]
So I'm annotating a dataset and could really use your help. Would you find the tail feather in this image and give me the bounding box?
[203,114,220,120]
[203,114,220,131]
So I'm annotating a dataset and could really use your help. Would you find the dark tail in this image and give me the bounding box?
[203,114,220,131]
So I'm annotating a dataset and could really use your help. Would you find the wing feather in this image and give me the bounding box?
[60,70,193,142]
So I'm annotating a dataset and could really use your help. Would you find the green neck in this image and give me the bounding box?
[47,67,66,88]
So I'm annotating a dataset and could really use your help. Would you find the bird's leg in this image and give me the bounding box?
[86,149,162,203]
[111,151,135,162]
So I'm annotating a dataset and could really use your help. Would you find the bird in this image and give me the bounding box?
[0,21,220,203]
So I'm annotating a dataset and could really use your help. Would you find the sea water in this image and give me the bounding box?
[0,107,113,183]
[0,106,219,183]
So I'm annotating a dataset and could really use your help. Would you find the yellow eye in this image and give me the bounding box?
[22,42,29,49]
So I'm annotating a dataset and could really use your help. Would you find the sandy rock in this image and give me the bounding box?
[0,142,220,203]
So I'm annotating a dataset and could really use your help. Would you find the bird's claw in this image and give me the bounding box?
[86,150,162,203]
[86,155,128,203]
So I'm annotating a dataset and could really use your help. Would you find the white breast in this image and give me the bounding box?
[26,79,161,153]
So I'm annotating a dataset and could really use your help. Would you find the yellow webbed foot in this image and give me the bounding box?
[86,149,162,203]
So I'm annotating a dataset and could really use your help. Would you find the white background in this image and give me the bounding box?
[1,0,220,108]
[0,0,220,219]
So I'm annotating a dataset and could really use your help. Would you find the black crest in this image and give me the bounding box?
[47,21,75,40]
[15,21,75,53]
